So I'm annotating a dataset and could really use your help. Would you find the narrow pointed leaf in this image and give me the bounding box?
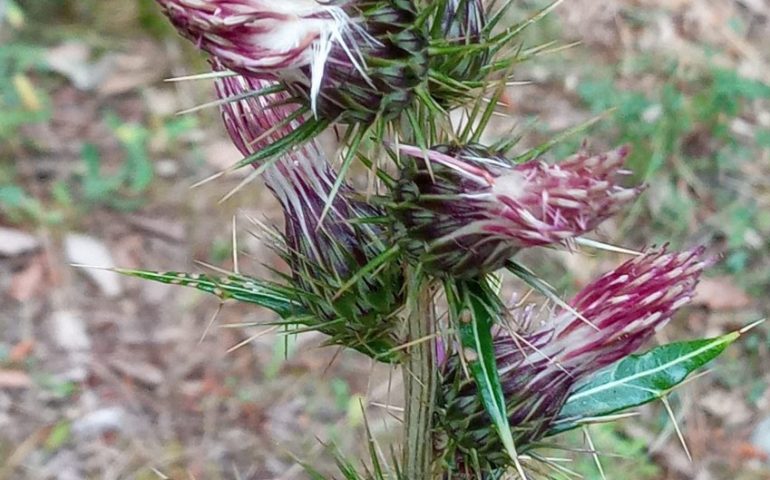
[447,279,519,466]
[549,332,740,434]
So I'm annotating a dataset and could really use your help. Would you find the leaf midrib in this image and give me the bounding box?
[563,333,737,404]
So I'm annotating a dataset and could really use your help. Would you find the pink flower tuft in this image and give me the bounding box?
[549,246,707,369]
[157,0,351,74]
[157,0,427,122]
[394,143,644,277]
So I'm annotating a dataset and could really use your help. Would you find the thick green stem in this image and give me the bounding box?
[403,271,437,479]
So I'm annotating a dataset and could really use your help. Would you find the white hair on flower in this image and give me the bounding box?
[306,2,379,116]
[247,0,380,116]
[162,0,381,115]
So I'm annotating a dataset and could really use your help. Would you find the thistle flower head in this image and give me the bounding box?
[213,62,403,359]
[437,247,708,472]
[547,246,708,369]
[263,148,405,360]
[158,0,428,123]
[157,0,353,73]
[393,143,643,278]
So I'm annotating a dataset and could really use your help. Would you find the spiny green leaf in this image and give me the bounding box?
[116,268,402,363]
[549,331,742,435]
[114,268,302,318]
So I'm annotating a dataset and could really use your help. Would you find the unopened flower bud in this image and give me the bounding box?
[441,0,485,42]
[393,143,643,278]
[213,59,403,359]
[264,148,405,360]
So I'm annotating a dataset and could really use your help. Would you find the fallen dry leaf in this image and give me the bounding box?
[65,233,123,297]
[699,389,753,426]
[51,310,91,352]
[125,215,186,243]
[97,41,165,96]
[72,407,126,438]
[693,276,752,310]
[45,41,113,91]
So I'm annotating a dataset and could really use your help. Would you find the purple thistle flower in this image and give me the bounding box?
[437,247,708,471]
[212,59,404,359]
[156,0,428,123]
[157,0,354,73]
[393,143,644,278]
[263,148,405,359]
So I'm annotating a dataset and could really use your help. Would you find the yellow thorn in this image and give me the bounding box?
[226,326,280,353]
[661,396,692,462]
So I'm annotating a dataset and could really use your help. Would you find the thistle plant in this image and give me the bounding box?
[122,1,754,478]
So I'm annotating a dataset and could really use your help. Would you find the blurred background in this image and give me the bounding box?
[1,0,769,478]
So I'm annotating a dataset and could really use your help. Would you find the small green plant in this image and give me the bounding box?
[1,110,195,224]
[79,113,154,210]
[0,184,62,224]
[0,42,50,141]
